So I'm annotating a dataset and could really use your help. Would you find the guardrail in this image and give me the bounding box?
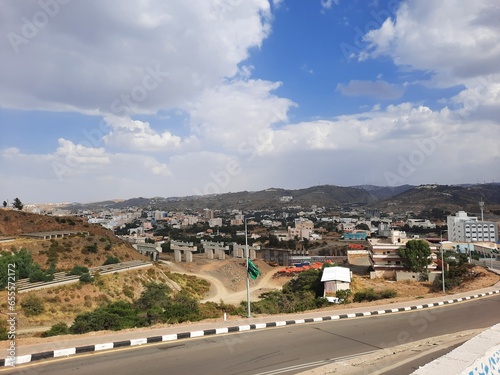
[15,260,152,292]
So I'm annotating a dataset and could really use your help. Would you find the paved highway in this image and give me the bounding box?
[5,295,500,375]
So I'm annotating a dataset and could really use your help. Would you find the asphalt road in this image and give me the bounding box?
[5,295,500,375]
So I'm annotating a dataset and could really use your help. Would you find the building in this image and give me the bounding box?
[447,211,498,243]
[208,218,223,227]
[368,230,437,278]
[261,248,291,266]
[342,231,367,240]
[288,217,317,240]
[407,219,436,229]
[321,266,351,297]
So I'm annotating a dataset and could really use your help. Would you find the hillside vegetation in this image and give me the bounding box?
[0,210,146,270]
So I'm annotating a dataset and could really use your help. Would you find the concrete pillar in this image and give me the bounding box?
[174,249,182,262]
[185,251,193,263]
[233,248,243,258]
[249,249,256,259]
[218,249,225,260]
[207,248,214,259]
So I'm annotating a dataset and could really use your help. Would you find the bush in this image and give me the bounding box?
[42,322,70,337]
[103,256,120,265]
[353,288,397,303]
[67,265,89,276]
[82,243,98,254]
[29,268,54,283]
[79,273,93,283]
[20,294,45,316]
[70,301,145,334]
[335,289,352,304]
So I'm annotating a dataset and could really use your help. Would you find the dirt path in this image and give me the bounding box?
[161,260,282,305]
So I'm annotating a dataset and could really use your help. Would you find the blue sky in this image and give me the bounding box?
[1,0,499,203]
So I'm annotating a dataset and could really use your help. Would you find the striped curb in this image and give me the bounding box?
[2,289,499,367]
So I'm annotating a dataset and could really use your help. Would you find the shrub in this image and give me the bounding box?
[353,288,397,303]
[335,289,352,304]
[67,265,89,276]
[20,295,45,316]
[103,256,120,265]
[82,243,98,254]
[79,273,93,283]
[29,268,53,283]
[42,323,70,337]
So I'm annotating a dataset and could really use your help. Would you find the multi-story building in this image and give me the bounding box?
[447,211,498,243]
[368,230,437,278]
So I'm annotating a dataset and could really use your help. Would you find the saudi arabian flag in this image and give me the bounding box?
[247,259,261,280]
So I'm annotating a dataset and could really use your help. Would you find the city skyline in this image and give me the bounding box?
[1,0,499,203]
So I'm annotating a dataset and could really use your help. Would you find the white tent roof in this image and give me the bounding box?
[320,266,351,283]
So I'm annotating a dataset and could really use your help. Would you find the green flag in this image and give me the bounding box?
[247,259,261,280]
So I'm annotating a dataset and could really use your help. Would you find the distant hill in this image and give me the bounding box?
[372,184,500,215]
[62,183,500,214]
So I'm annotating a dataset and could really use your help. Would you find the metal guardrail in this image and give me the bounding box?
[15,260,152,292]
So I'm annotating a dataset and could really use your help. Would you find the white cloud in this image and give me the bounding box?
[362,0,500,86]
[103,116,183,152]
[0,0,272,115]
[186,78,295,151]
[336,80,404,100]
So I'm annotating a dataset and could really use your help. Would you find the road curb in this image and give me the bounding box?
[3,289,500,367]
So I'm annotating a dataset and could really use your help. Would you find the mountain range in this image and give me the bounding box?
[65,183,500,216]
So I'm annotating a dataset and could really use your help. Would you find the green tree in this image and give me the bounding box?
[2,201,6,208]
[355,223,370,231]
[12,198,23,210]
[397,239,432,278]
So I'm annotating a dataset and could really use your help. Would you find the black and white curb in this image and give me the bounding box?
[3,289,499,367]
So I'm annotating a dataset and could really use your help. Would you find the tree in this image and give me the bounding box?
[355,223,370,231]
[12,198,23,210]
[2,201,6,208]
[397,239,432,279]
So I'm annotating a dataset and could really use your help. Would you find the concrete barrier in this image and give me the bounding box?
[412,324,500,374]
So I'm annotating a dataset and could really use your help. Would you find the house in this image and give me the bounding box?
[320,266,351,297]
[368,230,437,278]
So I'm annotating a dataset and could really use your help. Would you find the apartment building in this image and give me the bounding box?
[447,211,498,243]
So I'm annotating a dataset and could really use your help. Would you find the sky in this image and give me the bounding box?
[1,0,499,204]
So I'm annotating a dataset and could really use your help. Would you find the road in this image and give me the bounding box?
[5,294,500,375]
[473,258,500,270]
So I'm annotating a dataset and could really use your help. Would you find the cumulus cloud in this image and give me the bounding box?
[362,0,500,86]
[0,0,272,114]
[103,116,183,152]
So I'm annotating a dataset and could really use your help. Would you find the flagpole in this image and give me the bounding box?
[245,216,251,318]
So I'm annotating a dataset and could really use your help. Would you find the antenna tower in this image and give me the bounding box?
[479,199,485,221]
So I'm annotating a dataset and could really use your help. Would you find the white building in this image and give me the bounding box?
[447,211,498,243]
[407,219,436,229]
[208,218,223,227]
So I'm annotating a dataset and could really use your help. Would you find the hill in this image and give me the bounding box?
[0,210,147,270]
[62,183,500,215]
[372,184,500,215]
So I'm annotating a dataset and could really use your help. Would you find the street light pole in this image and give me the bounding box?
[245,216,251,318]
[440,230,447,294]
